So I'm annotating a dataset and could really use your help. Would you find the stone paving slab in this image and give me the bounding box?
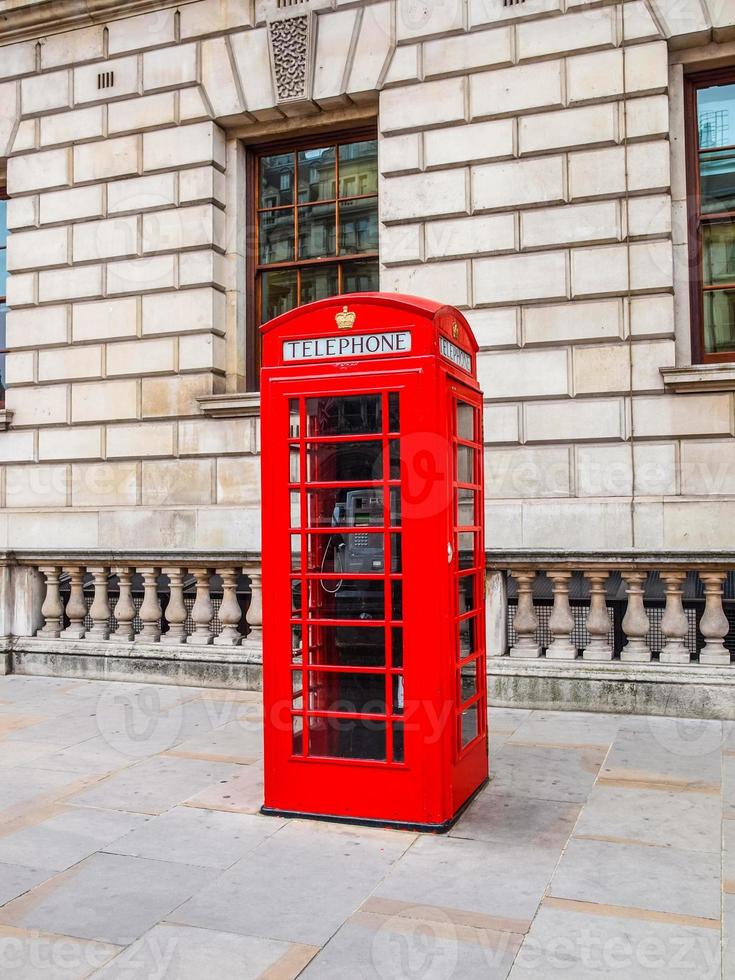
[0,807,150,872]
[0,676,731,978]
[0,923,121,980]
[0,852,218,946]
[104,805,285,869]
[549,838,722,920]
[169,820,414,946]
[93,922,317,979]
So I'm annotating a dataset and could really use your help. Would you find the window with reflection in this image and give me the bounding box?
[0,188,6,404]
[253,134,379,383]
[688,72,735,361]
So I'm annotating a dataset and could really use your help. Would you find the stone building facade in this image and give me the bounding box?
[0,0,734,715]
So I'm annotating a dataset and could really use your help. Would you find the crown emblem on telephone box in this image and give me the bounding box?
[335,306,356,330]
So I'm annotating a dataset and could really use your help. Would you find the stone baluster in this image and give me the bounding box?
[546,570,576,660]
[660,571,690,664]
[38,566,64,638]
[509,570,540,658]
[61,566,87,640]
[111,567,136,641]
[86,567,111,640]
[245,570,263,645]
[699,572,730,665]
[214,568,243,646]
[162,567,187,645]
[187,569,214,645]
[136,567,161,643]
[582,572,612,660]
[621,571,651,662]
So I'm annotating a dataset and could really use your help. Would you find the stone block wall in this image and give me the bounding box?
[0,0,732,556]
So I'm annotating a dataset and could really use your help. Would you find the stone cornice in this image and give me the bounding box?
[0,0,184,43]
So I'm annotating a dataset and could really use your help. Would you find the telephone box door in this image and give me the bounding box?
[263,368,452,826]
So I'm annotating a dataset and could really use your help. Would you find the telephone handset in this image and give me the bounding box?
[320,491,385,593]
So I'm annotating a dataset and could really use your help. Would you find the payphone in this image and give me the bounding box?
[260,293,488,831]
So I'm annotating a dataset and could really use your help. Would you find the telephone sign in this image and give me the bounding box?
[259,293,488,832]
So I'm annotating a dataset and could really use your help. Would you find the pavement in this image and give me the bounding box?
[0,675,730,979]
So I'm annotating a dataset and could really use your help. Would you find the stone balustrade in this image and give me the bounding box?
[489,557,735,667]
[32,560,262,650]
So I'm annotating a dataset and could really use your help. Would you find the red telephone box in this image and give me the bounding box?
[260,293,488,831]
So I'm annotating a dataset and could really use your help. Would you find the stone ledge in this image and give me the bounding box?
[489,656,735,719]
[12,635,263,664]
[0,0,185,43]
[197,392,261,418]
[0,409,14,431]
[9,636,263,689]
[661,363,735,392]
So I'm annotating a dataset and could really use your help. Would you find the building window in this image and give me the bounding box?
[251,132,379,385]
[0,187,7,404]
[687,70,735,362]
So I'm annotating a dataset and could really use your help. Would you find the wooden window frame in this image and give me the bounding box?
[685,66,735,364]
[246,125,378,391]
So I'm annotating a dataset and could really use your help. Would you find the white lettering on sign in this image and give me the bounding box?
[439,336,472,373]
[283,331,412,362]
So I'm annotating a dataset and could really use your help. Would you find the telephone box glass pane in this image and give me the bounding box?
[290,491,301,527]
[391,581,403,619]
[289,448,300,483]
[393,722,405,763]
[289,400,300,438]
[308,669,387,714]
[306,440,384,482]
[297,146,336,203]
[260,153,294,207]
[456,402,475,441]
[308,718,386,761]
[457,488,477,528]
[459,616,477,658]
[457,532,476,570]
[389,440,401,479]
[392,675,405,715]
[390,534,402,573]
[392,627,403,668]
[295,486,392,528]
[461,705,479,747]
[300,263,339,304]
[308,624,385,667]
[291,582,301,616]
[290,534,302,571]
[459,575,476,614]
[460,660,479,704]
[301,533,385,573]
[292,670,303,695]
[306,395,382,435]
[292,625,303,663]
[388,392,400,431]
[308,579,385,620]
[292,714,303,755]
[457,445,475,483]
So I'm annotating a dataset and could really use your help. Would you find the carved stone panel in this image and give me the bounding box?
[268,13,313,104]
